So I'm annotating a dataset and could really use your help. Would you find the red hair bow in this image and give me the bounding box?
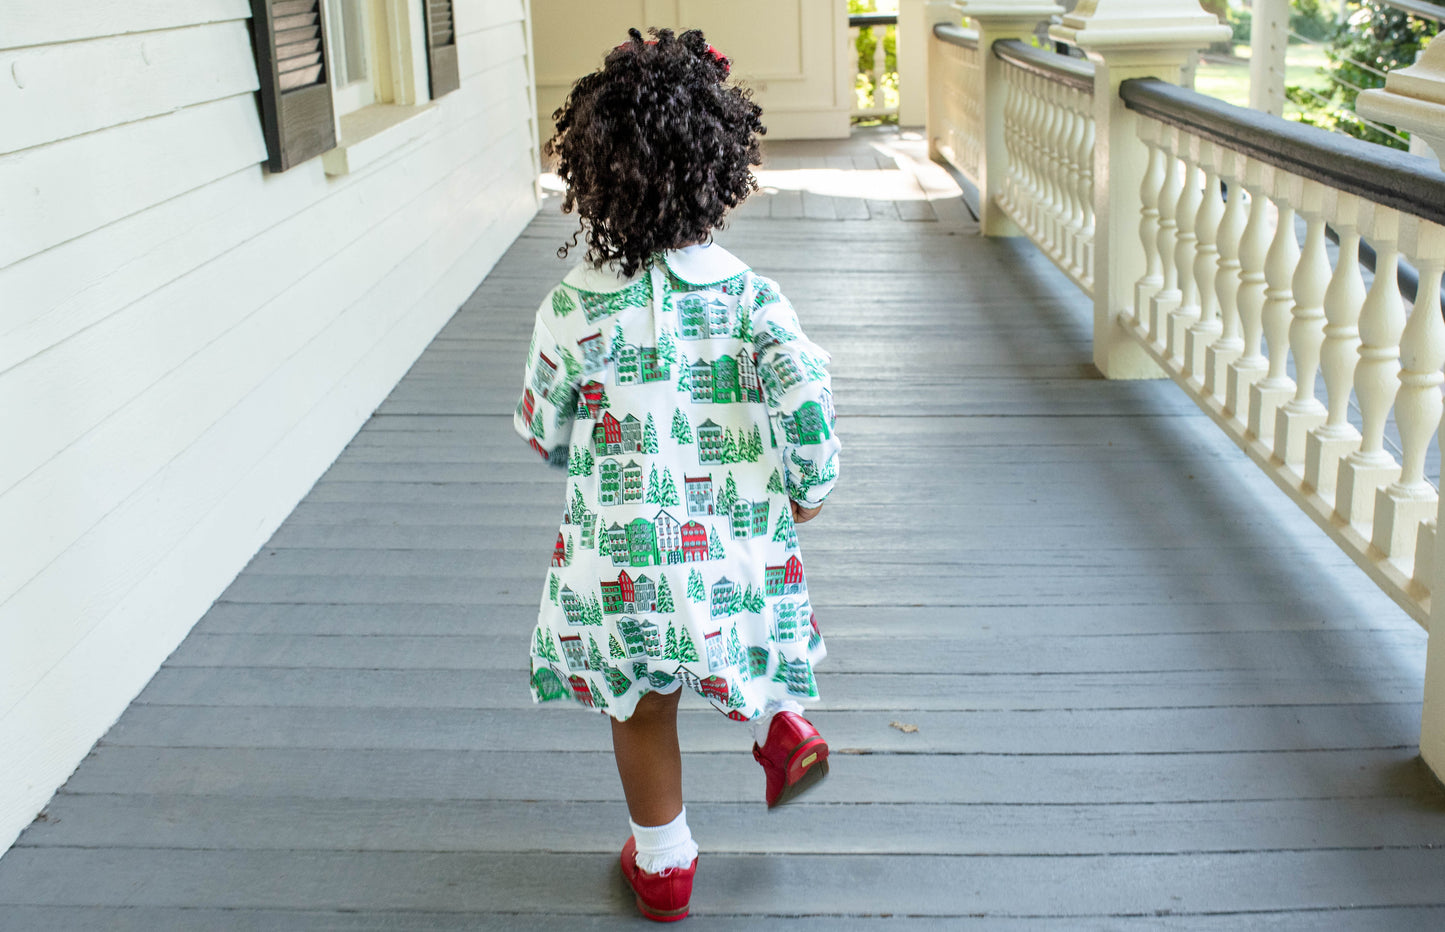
[615,37,730,76]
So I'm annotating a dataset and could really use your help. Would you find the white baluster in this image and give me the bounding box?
[1064,88,1088,279]
[1134,119,1164,329]
[1304,191,1365,499]
[1150,128,1183,343]
[1077,99,1097,289]
[1273,177,1329,468]
[1186,139,1224,384]
[1168,144,1204,363]
[1335,203,1405,528]
[1374,217,1445,562]
[1044,80,1067,248]
[1206,150,1247,400]
[1024,74,1044,236]
[1225,158,1271,422]
[1249,167,1299,445]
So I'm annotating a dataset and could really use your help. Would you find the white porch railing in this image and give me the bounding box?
[923,0,1445,780]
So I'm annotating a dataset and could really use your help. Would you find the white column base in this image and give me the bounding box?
[1248,378,1294,445]
[1148,289,1181,345]
[1272,399,1326,467]
[1224,357,1266,422]
[1167,307,1199,366]
[1334,452,1401,529]
[1183,320,1221,384]
[1204,339,1242,400]
[1302,425,1360,498]
[1372,483,1438,562]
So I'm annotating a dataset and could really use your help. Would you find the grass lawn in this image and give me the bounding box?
[1193,43,1334,116]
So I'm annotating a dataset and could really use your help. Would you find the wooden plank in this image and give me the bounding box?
[0,0,248,50]
[4,847,1445,915]
[54,745,1444,804]
[453,0,526,37]
[134,666,1426,711]
[191,600,1422,639]
[98,703,1426,755]
[0,93,268,268]
[2,907,1442,931]
[0,22,260,156]
[19,795,1445,857]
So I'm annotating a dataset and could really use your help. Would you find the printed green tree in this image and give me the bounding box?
[656,574,675,612]
[584,595,605,626]
[564,535,574,564]
[773,509,797,547]
[597,387,611,410]
[717,474,739,516]
[549,573,560,603]
[535,628,559,663]
[677,358,692,394]
[558,345,581,381]
[707,527,726,560]
[609,634,626,659]
[665,624,679,660]
[529,410,545,438]
[594,690,609,711]
[766,468,784,494]
[598,529,611,558]
[552,288,576,318]
[643,414,659,453]
[658,328,676,366]
[726,626,744,666]
[671,408,693,444]
[610,325,626,359]
[568,445,594,477]
[728,584,744,616]
[687,569,705,602]
[678,627,700,663]
[587,636,605,671]
[646,465,662,504]
[657,468,679,507]
[734,307,753,341]
[744,585,764,614]
[748,426,764,461]
[801,352,828,381]
[721,428,738,464]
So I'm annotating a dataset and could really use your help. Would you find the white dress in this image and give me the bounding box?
[514,243,840,721]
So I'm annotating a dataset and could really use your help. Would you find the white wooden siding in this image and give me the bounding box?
[0,0,540,854]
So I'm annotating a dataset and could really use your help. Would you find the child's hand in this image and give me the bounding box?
[791,500,823,524]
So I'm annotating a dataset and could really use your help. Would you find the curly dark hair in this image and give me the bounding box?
[545,27,765,277]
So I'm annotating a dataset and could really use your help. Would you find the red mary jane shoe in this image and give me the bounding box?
[620,835,696,922]
[752,711,830,808]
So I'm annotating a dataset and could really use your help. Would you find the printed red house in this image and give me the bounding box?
[594,411,623,455]
[764,555,805,597]
[519,387,536,423]
[568,675,595,707]
[680,521,709,562]
[700,675,730,703]
[551,532,568,567]
[577,380,605,419]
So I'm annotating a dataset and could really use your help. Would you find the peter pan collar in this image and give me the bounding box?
[561,243,749,294]
[661,243,749,287]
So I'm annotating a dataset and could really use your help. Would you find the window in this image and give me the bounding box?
[248,0,461,174]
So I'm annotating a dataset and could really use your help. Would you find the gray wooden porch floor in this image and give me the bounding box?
[4,130,1445,929]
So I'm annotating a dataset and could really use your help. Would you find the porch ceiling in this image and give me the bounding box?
[2,130,1443,927]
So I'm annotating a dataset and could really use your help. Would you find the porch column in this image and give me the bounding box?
[1249,0,1290,117]
[956,1,1064,237]
[1051,0,1229,379]
[897,0,962,128]
[1356,42,1445,781]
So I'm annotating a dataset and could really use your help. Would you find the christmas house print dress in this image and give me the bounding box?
[514,243,840,721]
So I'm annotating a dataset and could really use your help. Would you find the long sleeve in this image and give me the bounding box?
[751,280,840,508]
[514,294,581,465]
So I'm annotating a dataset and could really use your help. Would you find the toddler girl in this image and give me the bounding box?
[514,28,840,922]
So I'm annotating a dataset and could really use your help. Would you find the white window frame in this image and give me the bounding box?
[320,0,439,176]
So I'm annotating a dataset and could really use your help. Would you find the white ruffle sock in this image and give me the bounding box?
[750,698,805,747]
[629,807,700,873]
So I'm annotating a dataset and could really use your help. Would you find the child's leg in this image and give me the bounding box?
[611,688,684,826]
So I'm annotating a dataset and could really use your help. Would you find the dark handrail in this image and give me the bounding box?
[993,38,1095,94]
[1120,77,1445,229]
[850,13,898,29]
[932,22,979,51]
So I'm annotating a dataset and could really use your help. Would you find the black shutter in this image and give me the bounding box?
[424,1,461,98]
[248,0,337,172]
